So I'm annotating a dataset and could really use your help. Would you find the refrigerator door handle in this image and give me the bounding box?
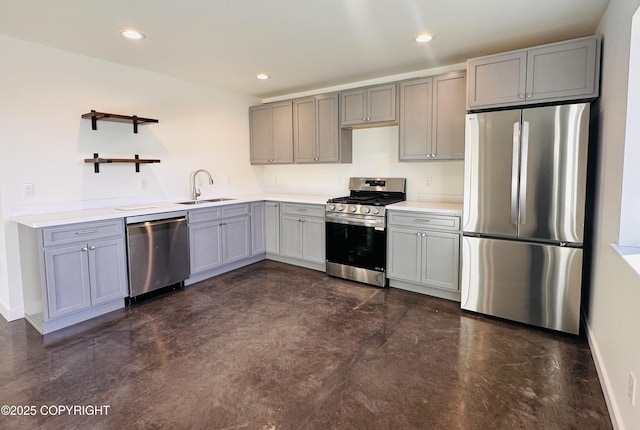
[511,122,521,225]
[519,121,530,225]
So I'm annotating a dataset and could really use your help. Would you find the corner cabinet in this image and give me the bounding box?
[250,101,294,164]
[467,35,601,110]
[340,83,397,127]
[19,220,128,334]
[293,93,352,163]
[399,71,466,161]
[387,211,461,301]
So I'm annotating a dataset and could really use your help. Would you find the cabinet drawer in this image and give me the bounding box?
[222,203,250,218]
[281,203,325,218]
[388,212,460,231]
[43,220,124,246]
[189,207,222,224]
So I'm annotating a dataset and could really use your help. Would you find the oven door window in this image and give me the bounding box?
[326,222,386,271]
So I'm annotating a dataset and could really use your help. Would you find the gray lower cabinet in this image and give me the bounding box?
[273,203,325,270]
[188,204,251,276]
[467,35,601,110]
[19,219,128,334]
[341,83,397,127]
[387,211,461,301]
[251,202,266,256]
[250,101,294,164]
[265,201,281,254]
[399,71,466,161]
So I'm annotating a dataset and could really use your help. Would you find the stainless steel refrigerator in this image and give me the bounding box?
[461,103,590,334]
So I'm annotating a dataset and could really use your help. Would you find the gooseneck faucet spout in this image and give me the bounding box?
[190,169,214,201]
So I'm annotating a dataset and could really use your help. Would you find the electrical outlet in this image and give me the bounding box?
[23,183,35,197]
[140,179,148,190]
[425,177,433,188]
[629,372,637,406]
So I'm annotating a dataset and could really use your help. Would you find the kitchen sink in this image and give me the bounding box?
[177,198,235,205]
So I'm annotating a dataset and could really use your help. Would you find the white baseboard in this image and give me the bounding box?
[0,298,25,322]
[584,321,622,430]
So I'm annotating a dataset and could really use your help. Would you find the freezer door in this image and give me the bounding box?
[463,110,522,237]
[461,236,582,334]
[518,103,589,243]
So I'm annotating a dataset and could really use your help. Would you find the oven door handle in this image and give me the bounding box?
[325,213,385,229]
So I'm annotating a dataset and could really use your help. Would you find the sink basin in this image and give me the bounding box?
[177,198,235,205]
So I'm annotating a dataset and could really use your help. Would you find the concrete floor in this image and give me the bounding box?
[0,261,611,429]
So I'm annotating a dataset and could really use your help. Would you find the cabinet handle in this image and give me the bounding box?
[81,247,88,252]
[519,94,525,99]
[416,232,421,237]
[431,153,436,158]
[89,245,96,250]
[414,219,430,223]
[75,230,98,236]
[421,232,426,237]
[526,92,532,98]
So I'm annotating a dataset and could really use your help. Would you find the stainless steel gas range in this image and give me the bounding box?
[325,177,406,287]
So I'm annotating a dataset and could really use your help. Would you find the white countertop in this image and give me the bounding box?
[387,201,463,215]
[12,193,334,228]
[12,194,461,228]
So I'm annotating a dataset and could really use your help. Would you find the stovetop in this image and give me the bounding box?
[327,194,405,206]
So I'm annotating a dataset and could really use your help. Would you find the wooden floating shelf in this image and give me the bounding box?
[84,153,161,173]
[81,110,159,133]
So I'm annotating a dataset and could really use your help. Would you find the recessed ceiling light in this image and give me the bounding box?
[121,30,145,40]
[256,73,270,80]
[414,34,434,43]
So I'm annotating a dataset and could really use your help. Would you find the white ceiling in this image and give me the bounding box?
[0,0,610,99]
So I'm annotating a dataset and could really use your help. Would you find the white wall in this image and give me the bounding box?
[259,126,464,201]
[589,1,640,429]
[0,35,262,320]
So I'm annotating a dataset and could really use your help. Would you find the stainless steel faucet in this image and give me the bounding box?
[190,169,214,201]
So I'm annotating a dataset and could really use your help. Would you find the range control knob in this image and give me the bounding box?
[338,205,345,212]
[350,206,357,213]
[363,207,371,214]
[373,208,380,215]
[329,204,336,211]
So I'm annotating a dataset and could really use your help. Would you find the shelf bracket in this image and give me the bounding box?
[133,116,138,134]
[90,110,98,131]
[91,153,100,173]
[135,154,140,172]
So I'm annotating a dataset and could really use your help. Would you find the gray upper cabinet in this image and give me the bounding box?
[293,93,351,163]
[467,36,601,110]
[399,71,466,161]
[250,101,293,164]
[341,83,397,127]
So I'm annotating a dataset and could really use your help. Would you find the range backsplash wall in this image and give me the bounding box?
[259,126,464,201]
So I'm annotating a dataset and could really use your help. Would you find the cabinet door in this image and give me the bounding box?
[301,217,325,264]
[467,51,527,109]
[399,78,433,160]
[189,220,223,274]
[316,93,340,162]
[271,101,294,163]
[422,231,460,291]
[44,245,91,318]
[525,37,599,102]
[280,215,303,259]
[341,89,367,126]
[88,237,128,305]
[222,216,251,264]
[251,202,266,256]
[293,97,316,163]
[432,72,466,159]
[265,202,280,254]
[249,105,272,164]
[367,84,397,123]
[386,226,422,284]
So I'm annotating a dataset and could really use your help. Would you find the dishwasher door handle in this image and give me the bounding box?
[130,217,187,229]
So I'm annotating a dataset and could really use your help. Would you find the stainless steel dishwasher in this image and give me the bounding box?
[125,211,190,302]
